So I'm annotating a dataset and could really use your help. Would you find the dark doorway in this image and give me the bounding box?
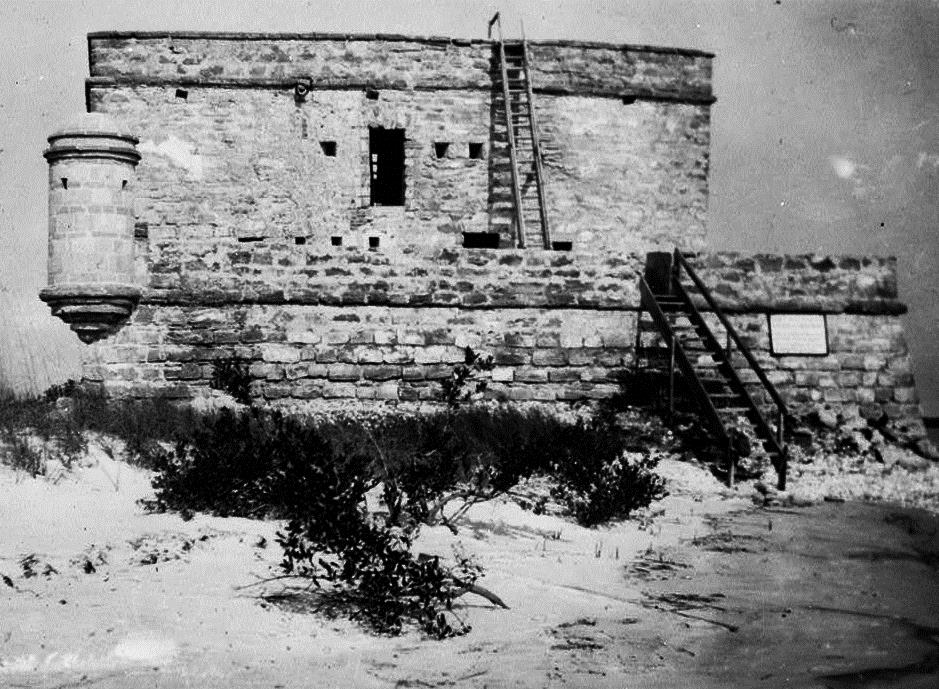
[369,127,405,206]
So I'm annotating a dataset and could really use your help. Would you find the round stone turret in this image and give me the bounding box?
[39,113,142,343]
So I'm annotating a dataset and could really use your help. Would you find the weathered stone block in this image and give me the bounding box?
[322,382,357,398]
[491,367,514,382]
[533,349,567,366]
[327,363,362,381]
[363,365,400,381]
[549,369,581,383]
[515,367,549,383]
[261,344,300,363]
[376,382,399,400]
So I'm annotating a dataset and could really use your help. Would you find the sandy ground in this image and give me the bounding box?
[1,444,938,688]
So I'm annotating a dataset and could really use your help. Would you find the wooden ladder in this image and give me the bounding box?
[489,13,551,249]
[636,249,791,490]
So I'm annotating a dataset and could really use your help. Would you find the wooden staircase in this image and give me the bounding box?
[636,250,791,489]
[488,13,551,249]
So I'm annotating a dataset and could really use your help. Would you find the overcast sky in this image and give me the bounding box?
[0,0,936,412]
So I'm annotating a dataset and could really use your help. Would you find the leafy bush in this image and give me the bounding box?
[440,347,493,408]
[141,401,669,636]
[276,454,482,637]
[209,356,252,405]
[145,403,668,528]
[145,409,354,518]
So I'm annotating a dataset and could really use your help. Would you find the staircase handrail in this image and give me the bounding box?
[639,276,729,446]
[673,250,789,416]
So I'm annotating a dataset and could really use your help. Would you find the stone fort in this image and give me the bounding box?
[39,29,922,438]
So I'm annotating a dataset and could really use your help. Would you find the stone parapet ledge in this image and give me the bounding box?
[86,32,714,105]
[137,243,908,316]
[685,252,905,316]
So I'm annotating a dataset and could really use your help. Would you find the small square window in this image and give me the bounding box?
[319,141,337,156]
[175,88,188,100]
[433,142,450,159]
[330,236,343,247]
[468,142,484,159]
[368,236,380,250]
[294,236,307,245]
[365,88,380,100]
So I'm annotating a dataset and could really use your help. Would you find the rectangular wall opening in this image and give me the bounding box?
[294,236,307,245]
[462,232,501,249]
[175,88,188,100]
[368,236,380,250]
[319,141,337,156]
[433,142,450,159]
[468,142,484,159]
[330,236,343,247]
[369,127,405,206]
[551,241,573,251]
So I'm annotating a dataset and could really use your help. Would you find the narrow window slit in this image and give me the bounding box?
[237,236,264,243]
[121,180,128,190]
[61,178,68,189]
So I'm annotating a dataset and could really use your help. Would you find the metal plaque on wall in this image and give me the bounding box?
[768,314,829,356]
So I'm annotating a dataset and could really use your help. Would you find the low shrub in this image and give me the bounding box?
[144,409,360,518]
[0,388,86,473]
[275,454,482,637]
[209,356,252,405]
[145,403,668,526]
[141,401,669,636]
[0,383,203,472]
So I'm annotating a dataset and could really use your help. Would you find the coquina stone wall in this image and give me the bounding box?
[66,32,921,432]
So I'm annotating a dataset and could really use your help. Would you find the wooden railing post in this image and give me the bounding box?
[668,336,676,423]
[727,440,735,487]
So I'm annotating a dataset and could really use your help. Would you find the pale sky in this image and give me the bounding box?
[1,0,937,412]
